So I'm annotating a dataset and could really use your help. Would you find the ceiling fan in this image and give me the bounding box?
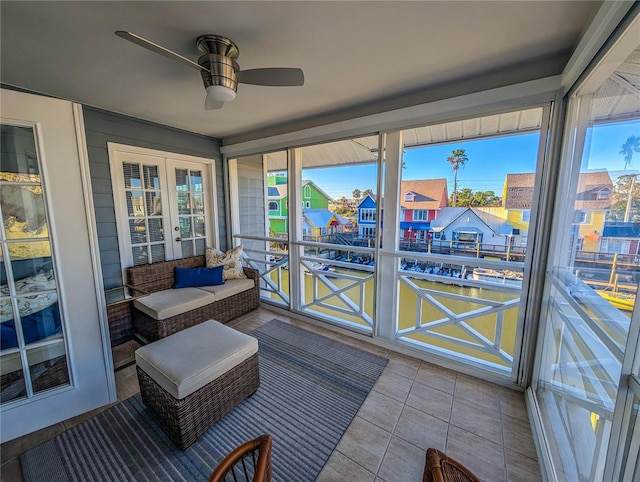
[115,31,304,110]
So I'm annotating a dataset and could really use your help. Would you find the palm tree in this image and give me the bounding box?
[620,135,640,169]
[620,136,640,221]
[447,148,468,207]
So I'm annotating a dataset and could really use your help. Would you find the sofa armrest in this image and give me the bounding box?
[243,267,259,284]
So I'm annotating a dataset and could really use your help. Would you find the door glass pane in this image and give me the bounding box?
[191,193,204,214]
[123,163,141,189]
[175,168,188,191]
[194,216,205,237]
[172,166,209,259]
[190,171,203,192]
[149,244,165,263]
[122,161,166,265]
[27,342,68,395]
[177,192,190,215]
[0,124,69,404]
[146,192,161,216]
[181,240,194,258]
[143,165,160,190]
[0,352,25,403]
[179,217,192,238]
[148,219,164,242]
[534,43,639,481]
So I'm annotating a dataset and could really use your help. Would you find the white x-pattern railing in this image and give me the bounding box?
[396,269,521,365]
[299,256,374,328]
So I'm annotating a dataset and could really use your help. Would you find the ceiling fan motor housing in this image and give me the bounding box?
[197,35,240,95]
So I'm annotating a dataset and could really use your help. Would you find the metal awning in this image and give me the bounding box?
[399,221,431,230]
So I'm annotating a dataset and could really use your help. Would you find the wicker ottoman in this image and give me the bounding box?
[135,320,260,450]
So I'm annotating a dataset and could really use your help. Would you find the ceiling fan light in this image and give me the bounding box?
[206,85,236,102]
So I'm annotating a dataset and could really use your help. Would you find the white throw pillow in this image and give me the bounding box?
[205,245,246,280]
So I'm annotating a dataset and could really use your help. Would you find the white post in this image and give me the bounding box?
[376,131,403,339]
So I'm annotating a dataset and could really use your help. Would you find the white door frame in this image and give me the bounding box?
[108,143,219,278]
[0,89,114,442]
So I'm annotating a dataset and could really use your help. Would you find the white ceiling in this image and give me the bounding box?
[1,1,601,142]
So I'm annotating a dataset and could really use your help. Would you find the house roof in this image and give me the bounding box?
[430,207,509,235]
[267,179,333,201]
[303,209,347,228]
[504,171,613,210]
[400,179,448,210]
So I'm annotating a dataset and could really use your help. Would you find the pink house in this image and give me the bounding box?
[400,179,449,241]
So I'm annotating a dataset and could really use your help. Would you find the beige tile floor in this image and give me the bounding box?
[0,307,542,481]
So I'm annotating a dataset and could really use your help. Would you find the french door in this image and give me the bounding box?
[0,89,113,442]
[109,144,218,270]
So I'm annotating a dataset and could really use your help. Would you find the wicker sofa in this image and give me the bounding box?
[126,255,260,342]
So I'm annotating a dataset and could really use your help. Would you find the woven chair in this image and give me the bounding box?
[208,434,272,482]
[423,448,481,482]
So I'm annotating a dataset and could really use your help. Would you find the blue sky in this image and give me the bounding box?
[303,120,640,199]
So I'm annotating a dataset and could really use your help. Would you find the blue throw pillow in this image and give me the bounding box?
[174,266,224,288]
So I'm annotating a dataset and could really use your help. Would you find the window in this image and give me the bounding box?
[268,201,278,211]
[360,208,376,222]
[533,31,639,481]
[404,192,414,202]
[576,210,589,224]
[303,185,311,199]
[521,210,531,222]
[305,201,310,209]
[413,210,428,221]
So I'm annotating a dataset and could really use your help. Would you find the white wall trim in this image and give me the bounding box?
[73,104,117,402]
[221,76,561,158]
[526,387,559,482]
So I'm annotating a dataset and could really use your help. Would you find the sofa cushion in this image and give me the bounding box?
[133,288,215,320]
[174,266,224,288]
[206,245,247,280]
[135,319,259,399]
[197,278,255,301]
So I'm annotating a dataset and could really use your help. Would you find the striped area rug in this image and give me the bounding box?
[21,319,388,481]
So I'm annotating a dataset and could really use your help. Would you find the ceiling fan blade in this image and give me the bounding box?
[115,31,208,72]
[205,98,225,111]
[237,68,304,86]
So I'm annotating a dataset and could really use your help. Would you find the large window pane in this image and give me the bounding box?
[534,42,639,481]
[394,108,543,373]
[298,136,379,331]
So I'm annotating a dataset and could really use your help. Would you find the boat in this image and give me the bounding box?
[471,268,523,286]
[596,290,635,312]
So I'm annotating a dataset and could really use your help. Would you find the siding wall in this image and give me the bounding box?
[237,155,266,252]
[82,107,224,289]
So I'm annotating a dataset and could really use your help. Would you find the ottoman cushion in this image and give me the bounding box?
[135,320,258,399]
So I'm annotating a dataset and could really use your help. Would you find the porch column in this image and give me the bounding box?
[376,131,403,339]
[288,147,304,312]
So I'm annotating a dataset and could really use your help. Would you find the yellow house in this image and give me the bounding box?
[503,172,613,251]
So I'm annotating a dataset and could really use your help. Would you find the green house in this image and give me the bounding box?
[267,178,333,235]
